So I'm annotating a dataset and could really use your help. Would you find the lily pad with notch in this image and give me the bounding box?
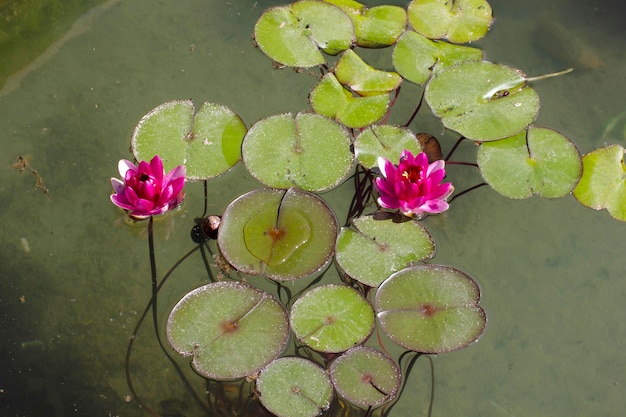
[310,73,390,128]
[425,61,540,141]
[335,214,435,287]
[166,282,289,381]
[256,357,334,417]
[334,49,403,96]
[242,112,354,191]
[407,0,493,44]
[217,188,338,280]
[375,264,486,353]
[329,346,401,408]
[131,100,247,180]
[324,0,407,48]
[254,0,355,68]
[573,144,626,221]
[354,124,423,169]
[392,29,484,85]
[477,127,582,199]
[290,284,375,353]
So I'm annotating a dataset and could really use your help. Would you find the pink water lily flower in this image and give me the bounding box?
[110,155,186,219]
[374,150,453,217]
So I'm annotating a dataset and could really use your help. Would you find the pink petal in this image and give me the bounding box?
[118,159,137,178]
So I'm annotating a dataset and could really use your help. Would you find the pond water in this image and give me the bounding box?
[0,0,624,416]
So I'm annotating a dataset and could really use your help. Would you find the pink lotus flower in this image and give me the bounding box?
[374,150,453,217]
[110,155,186,219]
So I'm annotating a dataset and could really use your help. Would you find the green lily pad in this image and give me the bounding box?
[407,0,493,44]
[166,282,289,381]
[310,73,390,128]
[334,50,403,96]
[335,215,435,287]
[477,127,582,199]
[242,112,353,191]
[254,1,355,68]
[256,357,334,417]
[573,144,626,221]
[354,125,423,168]
[392,29,483,85]
[329,346,401,408]
[217,188,338,280]
[425,61,540,141]
[131,100,247,180]
[324,0,407,48]
[375,265,486,353]
[290,284,375,353]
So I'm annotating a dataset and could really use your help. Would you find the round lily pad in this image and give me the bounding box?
[217,188,338,280]
[425,61,540,141]
[166,282,289,381]
[375,265,486,353]
[254,1,355,68]
[407,0,493,44]
[335,215,435,287]
[242,112,354,191]
[310,73,390,128]
[354,125,423,169]
[477,127,582,199]
[334,50,403,96]
[290,284,375,353]
[329,346,401,408]
[573,144,626,221]
[256,357,334,417]
[392,29,483,85]
[131,100,246,180]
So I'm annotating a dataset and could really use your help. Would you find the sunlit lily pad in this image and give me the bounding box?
[254,0,355,68]
[407,0,493,43]
[131,100,246,180]
[329,346,401,408]
[335,215,435,287]
[166,282,289,381]
[290,284,375,353]
[573,144,626,221]
[310,73,390,128]
[477,127,582,199]
[217,188,338,280]
[392,30,483,85]
[325,0,407,48]
[425,61,540,141]
[257,357,334,417]
[354,125,423,168]
[334,50,403,96]
[242,112,353,191]
[375,265,486,353]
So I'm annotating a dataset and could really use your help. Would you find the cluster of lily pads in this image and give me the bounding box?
[115,1,626,416]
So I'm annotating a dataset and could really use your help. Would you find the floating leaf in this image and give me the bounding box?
[375,265,486,353]
[354,125,423,168]
[477,127,582,198]
[425,61,540,141]
[325,0,407,48]
[407,0,493,44]
[166,282,289,381]
[392,29,483,85]
[242,112,353,191]
[131,100,246,180]
[335,215,435,287]
[329,346,401,408]
[573,144,626,221]
[257,357,334,417]
[254,1,355,68]
[335,50,402,96]
[218,188,338,280]
[310,73,390,128]
[290,284,375,353]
